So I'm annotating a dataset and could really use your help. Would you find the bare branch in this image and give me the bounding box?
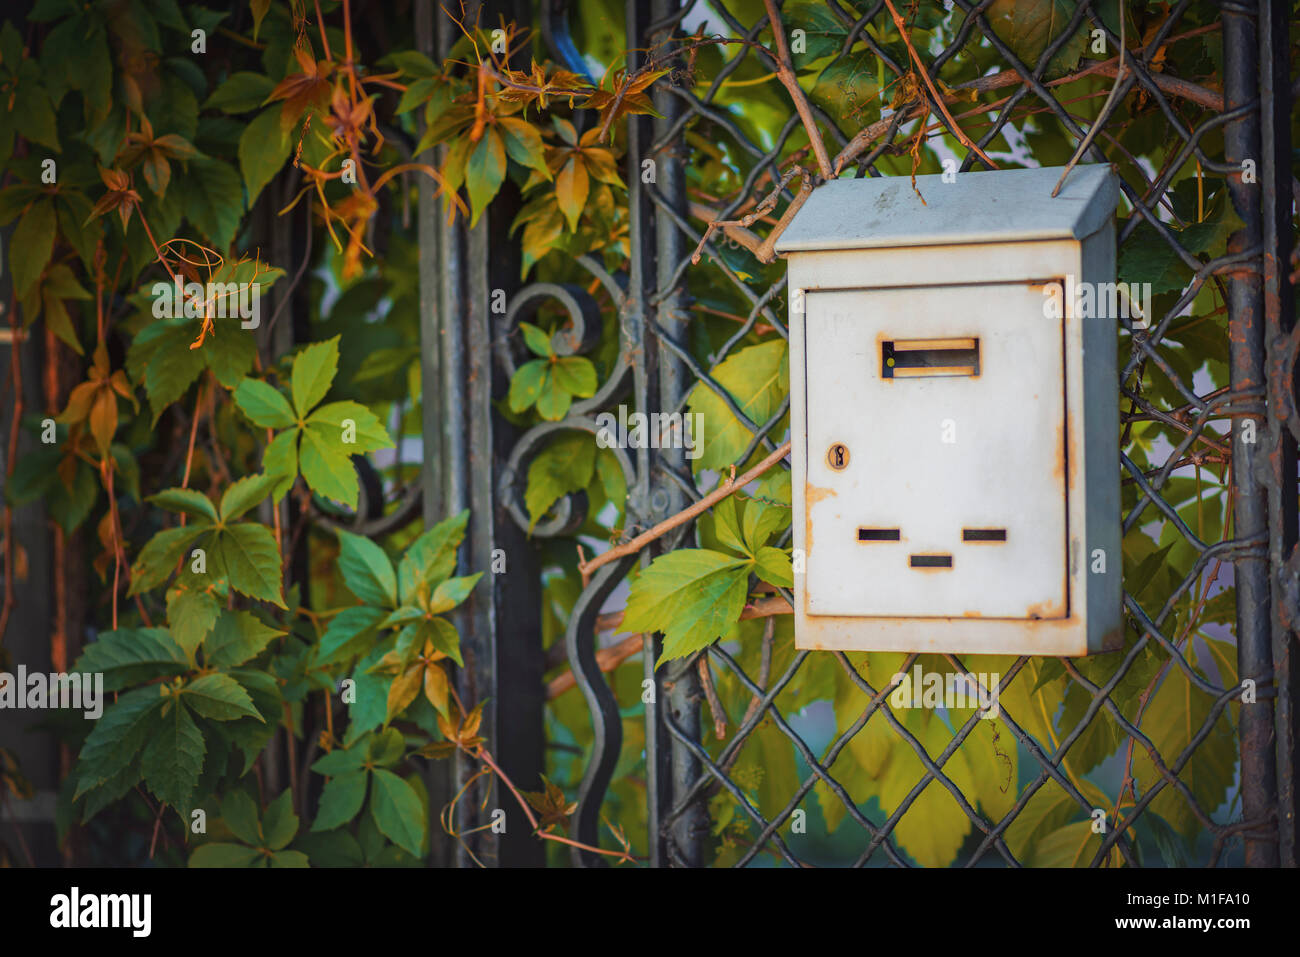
[579,440,792,582]
[761,0,833,179]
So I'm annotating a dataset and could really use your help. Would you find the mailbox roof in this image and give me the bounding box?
[774,164,1118,254]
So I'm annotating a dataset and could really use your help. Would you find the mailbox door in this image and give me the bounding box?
[803,281,1069,620]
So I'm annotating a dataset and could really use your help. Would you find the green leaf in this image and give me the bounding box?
[219,473,276,522]
[318,605,387,664]
[182,158,244,251]
[74,627,189,691]
[261,789,298,850]
[1028,820,1106,867]
[498,117,549,177]
[368,727,405,767]
[518,322,553,358]
[262,428,299,501]
[209,523,286,607]
[269,849,309,867]
[141,700,205,809]
[307,400,393,452]
[250,0,271,42]
[742,494,789,552]
[294,829,365,866]
[1004,783,1077,861]
[369,768,426,857]
[189,843,262,868]
[398,510,469,603]
[217,670,281,772]
[465,128,506,226]
[552,356,596,397]
[754,546,793,588]
[711,495,749,555]
[183,673,263,722]
[10,199,56,296]
[778,0,850,61]
[128,524,209,595]
[167,581,220,657]
[12,83,59,150]
[336,529,398,608]
[204,71,275,113]
[525,431,595,530]
[291,337,340,417]
[507,358,548,412]
[686,339,788,472]
[1130,659,1236,838]
[74,687,163,798]
[135,321,206,422]
[377,606,426,630]
[396,75,439,115]
[312,739,369,775]
[425,617,462,668]
[623,550,753,663]
[877,710,974,867]
[312,770,369,831]
[428,574,481,614]
[535,368,573,420]
[221,790,263,846]
[298,423,359,507]
[384,50,439,78]
[1119,202,1246,297]
[234,377,296,429]
[238,106,292,210]
[149,488,219,523]
[811,50,878,115]
[204,609,284,668]
[987,0,1087,77]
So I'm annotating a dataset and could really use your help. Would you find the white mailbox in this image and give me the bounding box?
[776,164,1122,656]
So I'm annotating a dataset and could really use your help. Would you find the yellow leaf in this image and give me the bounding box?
[385,664,423,724]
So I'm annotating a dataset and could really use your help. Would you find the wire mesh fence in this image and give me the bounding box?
[486,0,1294,867]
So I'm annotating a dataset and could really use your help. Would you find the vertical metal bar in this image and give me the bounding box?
[425,0,543,867]
[416,0,444,525]
[1222,0,1279,867]
[414,0,454,867]
[430,0,490,867]
[1258,0,1297,868]
[485,199,545,868]
[622,0,664,867]
[461,208,502,865]
[644,0,708,868]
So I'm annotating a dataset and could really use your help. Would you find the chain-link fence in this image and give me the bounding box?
[426,0,1296,867]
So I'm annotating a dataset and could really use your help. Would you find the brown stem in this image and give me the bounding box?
[698,655,728,740]
[312,0,332,61]
[547,633,644,700]
[691,166,812,266]
[472,744,633,863]
[1053,0,1126,197]
[578,440,791,583]
[761,0,833,180]
[882,0,997,170]
[834,43,1224,175]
